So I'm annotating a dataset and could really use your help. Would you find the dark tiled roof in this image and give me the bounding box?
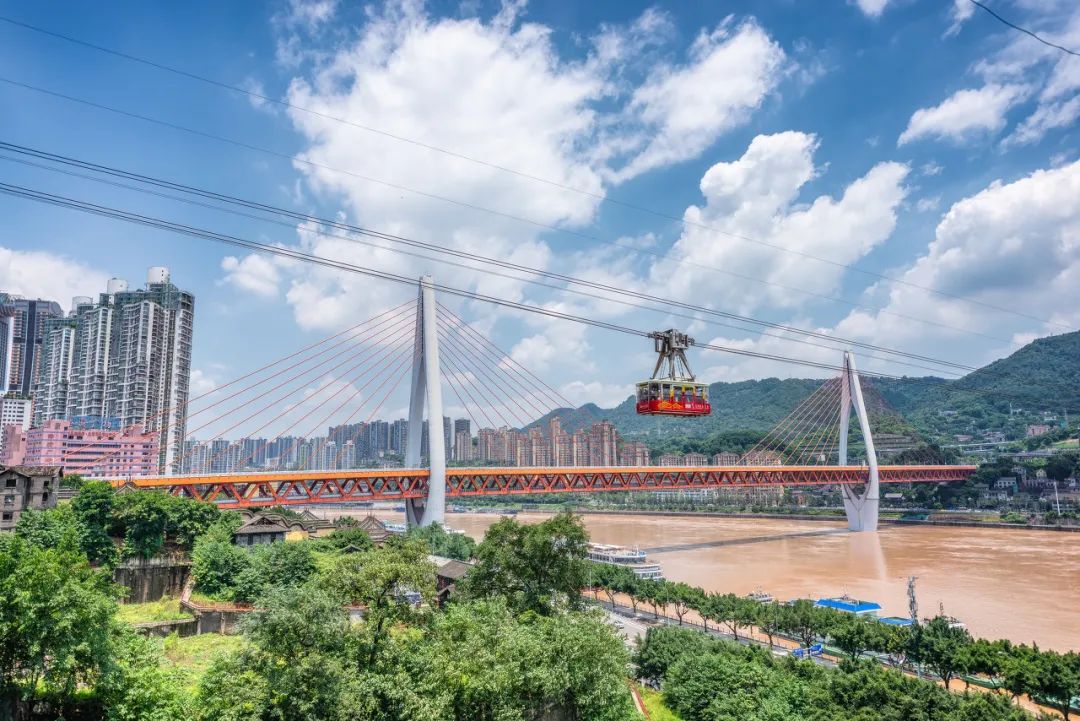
[435,559,473,580]
[0,465,61,477]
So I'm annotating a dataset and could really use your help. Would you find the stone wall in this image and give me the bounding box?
[113,556,192,603]
[133,618,198,638]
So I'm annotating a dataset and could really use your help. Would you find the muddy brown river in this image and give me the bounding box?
[316,509,1080,651]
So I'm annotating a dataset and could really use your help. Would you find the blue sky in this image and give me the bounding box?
[0,0,1078,434]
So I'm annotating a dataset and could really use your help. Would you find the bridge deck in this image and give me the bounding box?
[109,465,976,509]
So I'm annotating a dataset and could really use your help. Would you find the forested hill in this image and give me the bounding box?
[531,330,1080,442]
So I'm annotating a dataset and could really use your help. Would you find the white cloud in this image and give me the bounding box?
[646,131,910,315]
[278,0,338,31]
[220,254,283,298]
[944,0,975,37]
[915,195,941,213]
[898,83,1029,146]
[610,19,786,181]
[852,0,892,19]
[920,161,944,176]
[0,246,108,311]
[559,380,634,407]
[971,5,1080,146]
[189,369,218,397]
[693,161,1080,380]
[1008,94,1080,146]
[820,160,1080,370]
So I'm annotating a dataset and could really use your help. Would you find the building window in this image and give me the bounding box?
[2,496,12,506]
[4,478,15,489]
[1,513,11,522]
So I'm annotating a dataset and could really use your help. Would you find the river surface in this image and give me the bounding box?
[316,508,1080,651]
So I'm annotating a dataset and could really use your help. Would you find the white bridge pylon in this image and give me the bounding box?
[405,275,446,528]
[838,351,880,532]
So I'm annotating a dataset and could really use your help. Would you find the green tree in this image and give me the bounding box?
[1035,650,1080,720]
[323,525,374,552]
[667,582,702,626]
[0,535,118,707]
[71,480,120,565]
[14,505,82,552]
[633,625,716,681]
[162,495,220,551]
[1045,453,1078,483]
[111,491,172,559]
[199,585,351,721]
[99,629,191,721]
[323,538,435,663]
[908,615,972,689]
[463,512,589,615]
[408,522,476,561]
[829,614,877,660]
[1000,644,1041,703]
[422,599,633,721]
[253,539,317,589]
[779,599,833,652]
[191,536,252,599]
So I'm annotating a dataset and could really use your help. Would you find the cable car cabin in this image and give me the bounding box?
[635,381,711,416]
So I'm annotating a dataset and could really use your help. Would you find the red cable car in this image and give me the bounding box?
[635,329,711,416]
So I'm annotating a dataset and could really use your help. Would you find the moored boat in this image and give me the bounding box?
[587,543,664,580]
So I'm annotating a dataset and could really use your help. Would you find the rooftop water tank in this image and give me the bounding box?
[106,278,128,295]
[146,266,170,285]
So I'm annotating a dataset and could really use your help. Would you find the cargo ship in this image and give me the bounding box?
[587,543,664,580]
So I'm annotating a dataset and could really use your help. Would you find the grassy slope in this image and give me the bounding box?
[115,597,193,624]
[162,633,246,692]
[639,687,682,721]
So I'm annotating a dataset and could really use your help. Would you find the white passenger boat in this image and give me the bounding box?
[587,543,664,580]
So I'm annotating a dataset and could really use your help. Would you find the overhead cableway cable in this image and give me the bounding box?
[7,180,1080,416]
[0,18,1070,331]
[0,142,984,374]
[0,77,1066,335]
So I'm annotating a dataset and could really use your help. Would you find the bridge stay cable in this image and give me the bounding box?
[435,321,555,424]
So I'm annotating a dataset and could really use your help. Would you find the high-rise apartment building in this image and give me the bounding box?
[31,269,194,474]
[0,295,63,396]
[390,419,408,455]
[619,441,650,466]
[453,430,473,462]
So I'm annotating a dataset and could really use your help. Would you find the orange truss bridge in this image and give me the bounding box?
[115,464,976,509]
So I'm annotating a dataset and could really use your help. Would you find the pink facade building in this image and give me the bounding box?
[0,425,27,465]
[24,419,158,478]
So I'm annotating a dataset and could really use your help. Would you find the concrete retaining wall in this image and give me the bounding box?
[114,557,192,603]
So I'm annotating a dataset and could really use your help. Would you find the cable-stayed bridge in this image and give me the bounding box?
[87,276,975,533]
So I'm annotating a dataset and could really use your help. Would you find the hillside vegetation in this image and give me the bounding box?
[536,331,1080,444]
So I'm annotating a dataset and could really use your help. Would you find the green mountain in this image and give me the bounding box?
[533,330,1080,444]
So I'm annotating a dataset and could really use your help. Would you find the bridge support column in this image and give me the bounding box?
[404,275,446,528]
[838,351,879,532]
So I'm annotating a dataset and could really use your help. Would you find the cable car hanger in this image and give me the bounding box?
[635,329,711,417]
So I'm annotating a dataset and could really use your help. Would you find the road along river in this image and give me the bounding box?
[315,509,1080,651]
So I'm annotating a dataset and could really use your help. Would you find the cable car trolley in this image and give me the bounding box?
[635,329,711,416]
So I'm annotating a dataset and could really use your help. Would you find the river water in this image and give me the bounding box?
[319,508,1080,651]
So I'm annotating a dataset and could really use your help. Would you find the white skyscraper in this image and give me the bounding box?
[32,268,194,474]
